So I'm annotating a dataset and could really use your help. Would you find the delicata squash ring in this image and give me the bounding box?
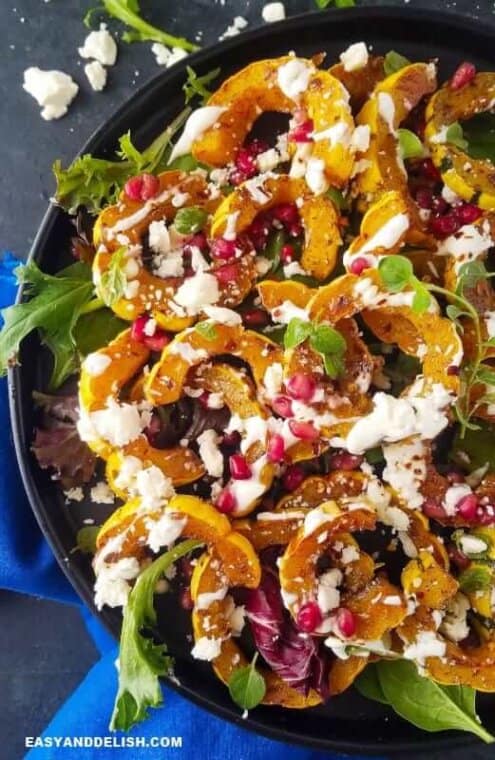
[78,328,204,485]
[93,170,256,331]
[355,63,437,246]
[425,73,495,210]
[211,174,342,280]
[188,55,356,187]
[190,551,321,708]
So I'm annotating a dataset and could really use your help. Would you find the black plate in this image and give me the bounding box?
[9,6,495,754]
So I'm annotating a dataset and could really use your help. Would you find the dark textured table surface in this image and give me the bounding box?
[3,2,495,759]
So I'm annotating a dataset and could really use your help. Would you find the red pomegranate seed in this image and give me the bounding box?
[455,203,482,225]
[229,454,252,480]
[272,395,294,418]
[349,256,370,276]
[180,588,194,610]
[415,187,434,210]
[286,372,316,402]
[235,148,257,178]
[447,365,460,376]
[296,601,322,632]
[273,203,300,226]
[144,332,170,352]
[422,498,448,521]
[281,244,295,264]
[124,173,159,201]
[247,217,270,249]
[446,470,465,485]
[283,465,305,492]
[179,557,195,580]
[451,61,476,90]
[447,545,471,571]
[329,452,363,471]
[267,433,285,463]
[431,196,448,215]
[457,493,479,520]
[131,315,148,343]
[288,222,303,238]
[222,431,241,448]
[215,489,236,514]
[242,308,270,328]
[476,508,495,525]
[197,391,211,409]
[418,158,441,182]
[288,420,319,440]
[429,213,461,238]
[289,119,314,143]
[229,168,248,186]
[335,607,356,638]
[211,237,237,260]
[185,232,208,251]
[245,139,269,157]
[215,263,239,284]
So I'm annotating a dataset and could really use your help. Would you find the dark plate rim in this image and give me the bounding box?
[8,5,494,754]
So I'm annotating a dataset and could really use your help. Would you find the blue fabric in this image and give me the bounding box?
[0,254,374,760]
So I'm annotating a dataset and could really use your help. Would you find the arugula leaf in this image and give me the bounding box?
[446,121,468,150]
[228,653,266,711]
[183,66,221,105]
[383,50,411,76]
[194,321,218,341]
[398,128,424,160]
[95,0,198,51]
[458,564,493,593]
[0,261,94,389]
[357,661,493,743]
[54,108,190,214]
[111,539,202,731]
[174,206,208,235]
[98,247,127,307]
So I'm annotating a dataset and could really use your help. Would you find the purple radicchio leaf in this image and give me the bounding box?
[245,567,330,700]
[31,390,96,488]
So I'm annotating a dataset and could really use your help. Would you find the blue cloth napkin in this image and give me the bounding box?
[0,254,373,760]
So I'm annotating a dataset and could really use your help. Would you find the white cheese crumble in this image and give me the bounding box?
[146,512,186,553]
[173,272,220,314]
[196,587,228,610]
[169,342,208,364]
[23,67,79,120]
[277,59,313,101]
[64,487,84,502]
[83,352,111,376]
[197,429,224,478]
[94,557,140,610]
[151,43,188,67]
[169,107,227,162]
[84,60,107,92]
[262,2,286,22]
[403,630,446,664]
[440,593,470,643]
[219,16,248,40]
[317,568,343,613]
[270,300,309,324]
[202,305,242,325]
[78,24,117,66]
[382,438,427,510]
[78,400,151,448]
[339,42,369,72]
[305,157,329,196]
[263,362,284,397]
[191,636,222,661]
[443,483,472,516]
[90,481,115,505]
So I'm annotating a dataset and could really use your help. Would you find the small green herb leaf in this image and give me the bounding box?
[194,321,218,341]
[383,50,411,76]
[458,564,493,593]
[183,66,221,105]
[411,281,431,313]
[310,324,346,356]
[446,121,468,150]
[284,318,313,349]
[398,128,424,160]
[228,653,266,711]
[98,247,127,307]
[174,206,208,235]
[325,186,348,211]
[75,525,101,555]
[378,255,414,292]
[98,0,198,52]
[111,539,203,731]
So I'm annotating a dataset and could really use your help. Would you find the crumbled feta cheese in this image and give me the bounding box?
[230,604,246,636]
[317,568,343,613]
[146,512,186,553]
[262,2,286,22]
[136,467,175,510]
[83,352,111,376]
[94,557,140,610]
[277,59,313,101]
[84,60,107,92]
[440,593,470,642]
[197,429,224,478]
[78,400,151,448]
[403,630,446,664]
[174,272,220,314]
[202,305,242,325]
[78,24,117,66]
[23,67,79,120]
[339,42,369,72]
[151,43,188,67]
[196,587,228,610]
[351,125,371,153]
[263,362,284,397]
[169,341,208,364]
[270,300,309,324]
[443,484,473,516]
[305,157,329,195]
[341,545,360,564]
[64,487,84,502]
[148,220,171,254]
[219,16,248,40]
[283,261,307,278]
[191,636,223,660]
[383,438,427,510]
[90,481,115,504]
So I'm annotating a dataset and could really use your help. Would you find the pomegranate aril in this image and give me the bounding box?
[131,315,148,343]
[215,263,239,284]
[198,391,211,409]
[447,545,471,570]
[144,412,161,445]
[215,489,236,514]
[329,451,363,471]
[272,395,294,418]
[349,256,370,275]
[286,372,316,401]
[245,139,269,157]
[283,464,305,492]
[230,168,248,186]
[429,213,461,238]
[179,557,195,580]
[222,430,241,448]
[455,203,482,225]
[235,148,257,178]
[296,601,322,632]
[418,158,441,182]
[415,187,434,209]
[185,232,208,251]
[431,196,448,215]
[124,173,159,201]
[422,498,447,521]
[451,61,476,90]
[229,454,252,480]
[447,365,460,376]
[288,222,303,238]
[211,237,237,260]
[288,419,319,441]
[335,607,356,638]
[267,433,285,463]
[242,308,270,328]
[457,493,479,520]
[144,332,169,352]
[180,588,194,610]
[281,244,295,264]
[289,119,314,143]
[476,508,495,525]
[273,203,300,226]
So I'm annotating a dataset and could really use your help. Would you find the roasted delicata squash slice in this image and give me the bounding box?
[257,279,314,311]
[329,55,385,113]
[190,552,321,707]
[211,175,342,280]
[187,55,356,187]
[355,62,437,246]
[425,73,495,210]
[93,169,256,330]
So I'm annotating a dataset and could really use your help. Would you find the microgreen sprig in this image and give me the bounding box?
[183,66,221,106]
[284,318,347,378]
